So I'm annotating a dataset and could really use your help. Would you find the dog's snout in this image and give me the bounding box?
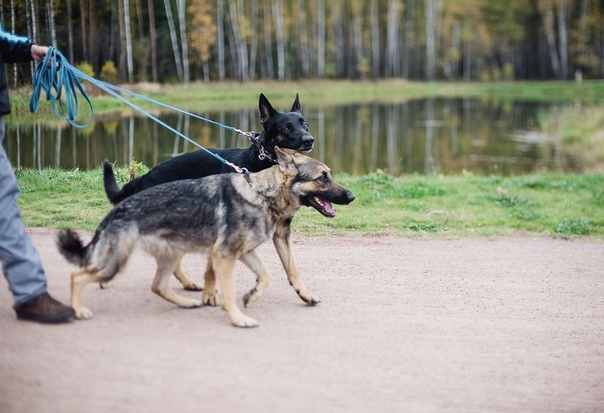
[303,135,315,145]
[345,191,355,204]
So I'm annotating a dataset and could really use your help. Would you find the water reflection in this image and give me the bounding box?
[3,98,575,175]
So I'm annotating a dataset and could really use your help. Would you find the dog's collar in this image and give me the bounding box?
[249,132,278,164]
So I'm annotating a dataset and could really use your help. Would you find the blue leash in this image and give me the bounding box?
[29,47,251,174]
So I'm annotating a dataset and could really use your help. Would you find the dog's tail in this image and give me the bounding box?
[56,229,90,267]
[103,160,132,205]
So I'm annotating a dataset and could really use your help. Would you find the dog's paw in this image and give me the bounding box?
[182,281,204,291]
[75,307,94,319]
[232,315,258,328]
[300,295,321,306]
[298,292,321,306]
[202,291,219,307]
[180,298,203,308]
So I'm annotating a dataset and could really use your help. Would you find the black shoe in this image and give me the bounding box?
[15,292,75,323]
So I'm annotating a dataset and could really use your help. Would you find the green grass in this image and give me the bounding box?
[15,166,604,238]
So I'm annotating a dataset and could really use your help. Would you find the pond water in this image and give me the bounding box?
[3,98,575,176]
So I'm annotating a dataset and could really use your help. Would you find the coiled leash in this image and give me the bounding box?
[30,47,253,175]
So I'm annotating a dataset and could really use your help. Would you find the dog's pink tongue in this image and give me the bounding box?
[324,201,336,216]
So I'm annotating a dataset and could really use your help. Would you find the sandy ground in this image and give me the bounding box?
[0,228,603,413]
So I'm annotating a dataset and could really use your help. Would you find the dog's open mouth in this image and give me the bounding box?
[300,141,314,153]
[307,196,336,218]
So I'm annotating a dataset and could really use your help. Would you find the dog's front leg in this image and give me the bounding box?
[213,253,258,328]
[273,223,321,305]
[240,249,271,308]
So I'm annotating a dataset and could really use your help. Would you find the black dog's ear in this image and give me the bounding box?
[259,93,277,125]
[290,93,301,113]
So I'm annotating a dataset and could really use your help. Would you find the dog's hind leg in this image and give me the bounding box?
[172,257,204,291]
[273,226,321,305]
[201,255,219,306]
[151,254,203,308]
[71,268,100,319]
[240,249,271,308]
[213,253,258,327]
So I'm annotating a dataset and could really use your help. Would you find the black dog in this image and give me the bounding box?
[103,93,314,205]
[101,93,315,291]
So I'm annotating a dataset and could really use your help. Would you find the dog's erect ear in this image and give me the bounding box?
[259,93,277,125]
[290,93,301,113]
[275,147,298,176]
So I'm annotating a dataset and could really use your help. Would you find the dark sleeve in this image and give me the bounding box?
[0,30,33,63]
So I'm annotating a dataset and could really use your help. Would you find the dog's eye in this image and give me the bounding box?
[317,171,329,184]
[282,124,291,133]
[302,122,309,130]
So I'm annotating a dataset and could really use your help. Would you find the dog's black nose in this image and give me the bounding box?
[303,135,315,147]
[345,191,355,204]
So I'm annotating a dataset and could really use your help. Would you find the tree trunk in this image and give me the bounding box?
[148,0,158,82]
[177,0,190,82]
[299,0,310,77]
[543,0,561,78]
[80,0,88,61]
[163,0,183,80]
[425,0,443,80]
[403,0,415,78]
[46,0,57,46]
[556,0,568,79]
[66,0,74,62]
[273,0,285,80]
[217,0,225,80]
[317,0,325,78]
[385,0,400,77]
[370,0,380,78]
[248,0,259,80]
[261,0,273,79]
[124,0,134,82]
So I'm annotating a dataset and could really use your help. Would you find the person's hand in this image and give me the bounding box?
[30,44,49,62]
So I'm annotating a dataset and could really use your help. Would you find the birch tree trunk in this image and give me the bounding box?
[556,0,568,79]
[163,0,184,80]
[317,0,325,78]
[262,0,275,79]
[384,0,400,77]
[299,0,310,77]
[217,1,225,80]
[273,0,285,80]
[425,0,443,80]
[46,0,57,46]
[124,0,134,82]
[248,0,259,80]
[177,0,190,82]
[370,0,380,78]
[543,0,561,78]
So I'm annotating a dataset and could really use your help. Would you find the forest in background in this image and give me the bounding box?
[3,0,604,86]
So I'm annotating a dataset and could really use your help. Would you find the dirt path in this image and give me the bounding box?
[1,228,603,413]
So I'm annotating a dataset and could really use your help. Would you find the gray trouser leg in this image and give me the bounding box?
[0,117,47,307]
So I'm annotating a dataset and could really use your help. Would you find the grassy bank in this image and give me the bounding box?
[15,166,604,238]
[12,79,604,117]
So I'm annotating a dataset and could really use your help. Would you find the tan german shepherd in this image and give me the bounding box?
[56,148,354,327]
